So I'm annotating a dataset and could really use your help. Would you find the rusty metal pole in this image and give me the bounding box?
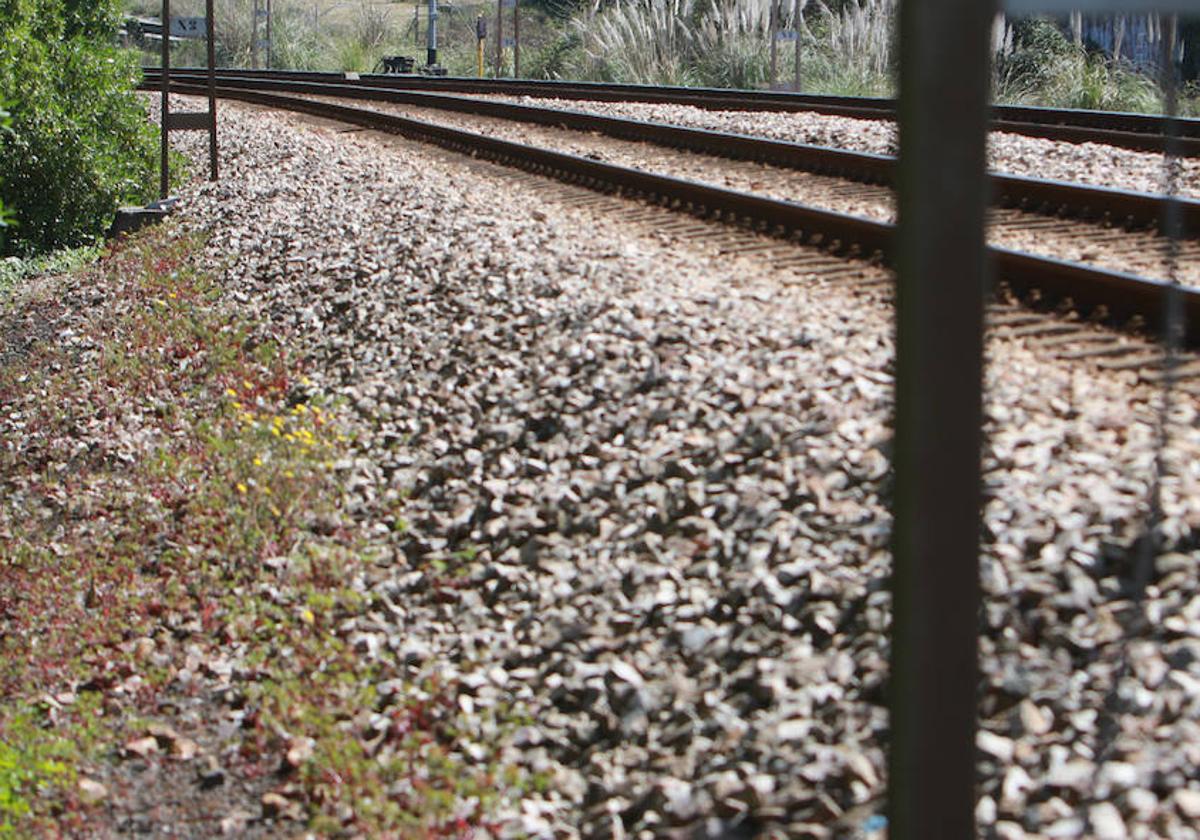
[888,0,996,836]
[792,0,801,92]
[160,0,170,199]
[513,0,520,78]
[267,0,273,69]
[206,0,217,181]
[495,0,503,77]
[769,0,779,89]
[427,0,438,66]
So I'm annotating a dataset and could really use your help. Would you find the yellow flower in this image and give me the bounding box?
[270,426,281,437]
[225,388,237,398]
[262,486,272,496]
[243,380,254,390]
[284,470,295,479]
[236,483,248,495]
[253,457,263,467]
[231,401,243,410]
[300,609,315,625]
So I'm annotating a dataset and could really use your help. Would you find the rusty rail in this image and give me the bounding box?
[156,82,1200,343]
[145,67,1200,157]
[140,72,1200,235]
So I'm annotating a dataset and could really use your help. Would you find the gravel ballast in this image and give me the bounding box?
[486,95,1200,200]
[303,95,1200,286]
[150,96,1200,838]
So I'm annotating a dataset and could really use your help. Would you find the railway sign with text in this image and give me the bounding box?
[169,16,207,39]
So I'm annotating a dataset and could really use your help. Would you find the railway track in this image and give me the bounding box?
[144,72,1200,242]
[146,67,1200,157]
[147,81,1200,381]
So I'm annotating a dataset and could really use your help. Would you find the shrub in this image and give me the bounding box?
[0,0,158,256]
[995,16,1162,113]
[525,31,583,80]
[0,105,12,250]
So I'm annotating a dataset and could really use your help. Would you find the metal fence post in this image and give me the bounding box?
[769,0,779,89]
[495,0,503,77]
[793,0,802,92]
[160,0,170,199]
[427,0,438,66]
[206,0,217,181]
[888,0,996,836]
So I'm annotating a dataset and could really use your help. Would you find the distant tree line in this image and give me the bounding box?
[0,0,158,255]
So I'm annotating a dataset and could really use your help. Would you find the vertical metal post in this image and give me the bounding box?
[513,0,520,78]
[266,0,273,69]
[206,0,217,181]
[888,0,995,837]
[252,0,259,70]
[792,0,802,92]
[769,0,779,89]
[495,0,503,77]
[427,0,438,65]
[477,15,487,78]
[160,0,170,199]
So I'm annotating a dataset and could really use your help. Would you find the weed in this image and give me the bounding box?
[0,225,525,833]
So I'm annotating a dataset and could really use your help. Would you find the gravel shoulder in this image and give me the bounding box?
[303,95,1200,286]
[5,93,1198,837]
[171,97,1200,838]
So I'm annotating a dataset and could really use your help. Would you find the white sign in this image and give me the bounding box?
[169,17,207,39]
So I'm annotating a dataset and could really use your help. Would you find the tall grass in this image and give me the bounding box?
[565,0,793,87]
[560,0,897,92]
[801,0,895,95]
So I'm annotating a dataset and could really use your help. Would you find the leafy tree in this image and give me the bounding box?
[0,0,158,255]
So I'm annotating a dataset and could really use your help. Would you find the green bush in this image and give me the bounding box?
[0,0,158,256]
[0,105,12,250]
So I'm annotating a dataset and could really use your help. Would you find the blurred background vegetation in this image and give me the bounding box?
[1,0,159,256]
[127,0,1198,114]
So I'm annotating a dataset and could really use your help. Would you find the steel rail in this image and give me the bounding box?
[158,82,1200,344]
[140,73,1199,236]
[145,67,1200,156]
